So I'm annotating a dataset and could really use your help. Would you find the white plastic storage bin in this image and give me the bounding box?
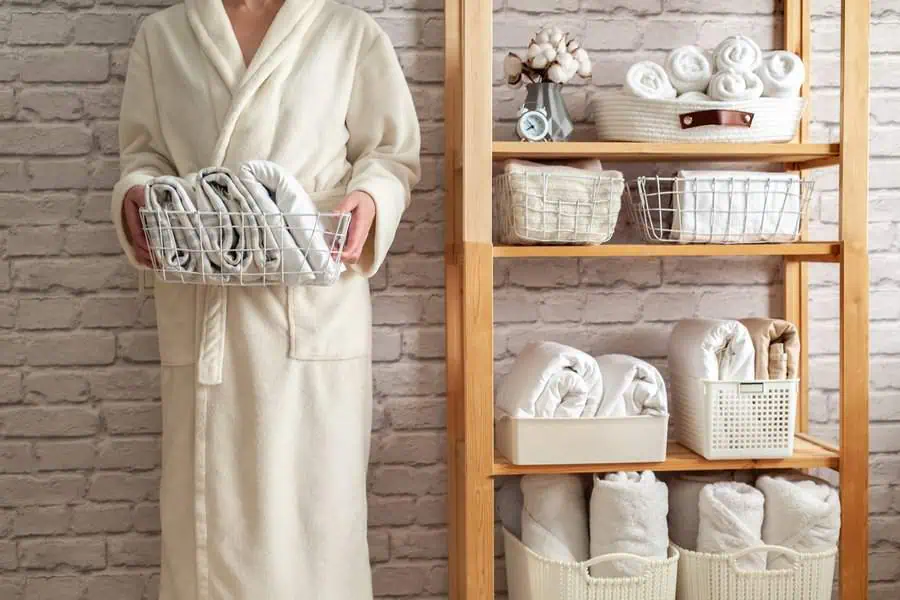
[504,529,679,600]
[672,380,798,460]
[495,415,668,465]
[592,94,806,143]
[675,545,837,600]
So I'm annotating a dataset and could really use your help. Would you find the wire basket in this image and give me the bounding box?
[139,208,350,286]
[626,175,814,244]
[494,171,624,245]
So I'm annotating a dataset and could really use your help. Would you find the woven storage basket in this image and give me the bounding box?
[675,545,837,600]
[672,379,798,460]
[494,170,624,245]
[503,529,679,600]
[593,94,806,143]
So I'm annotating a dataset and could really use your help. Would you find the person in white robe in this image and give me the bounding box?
[111,0,421,597]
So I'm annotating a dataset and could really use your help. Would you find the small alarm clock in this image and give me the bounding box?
[516,106,551,142]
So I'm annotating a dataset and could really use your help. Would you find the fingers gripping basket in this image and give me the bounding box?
[593,94,806,143]
[503,529,679,600]
[140,209,350,286]
[494,170,625,245]
[675,545,837,600]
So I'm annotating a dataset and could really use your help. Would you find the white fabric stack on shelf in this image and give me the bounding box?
[666,471,754,550]
[696,482,766,570]
[668,319,756,399]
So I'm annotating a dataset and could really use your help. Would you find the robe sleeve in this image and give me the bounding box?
[345,30,421,277]
[111,26,178,270]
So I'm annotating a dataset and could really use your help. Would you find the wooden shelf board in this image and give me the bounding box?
[492,435,840,476]
[493,242,841,260]
[492,141,840,167]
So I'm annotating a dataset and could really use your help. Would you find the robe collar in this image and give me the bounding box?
[185,0,325,92]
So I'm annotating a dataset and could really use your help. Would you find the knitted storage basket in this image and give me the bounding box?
[674,545,837,600]
[503,529,679,600]
[593,94,806,143]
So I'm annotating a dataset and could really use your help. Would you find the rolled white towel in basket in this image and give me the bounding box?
[697,482,766,570]
[625,61,677,100]
[664,46,713,94]
[521,475,590,563]
[757,474,840,569]
[668,318,756,389]
[593,354,667,417]
[757,51,805,98]
[496,341,604,419]
[589,471,669,578]
[713,35,763,74]
[677,91,713,102]
[144,176,221,280]
[666,472,739,550]
[708,69,764,102]
[671,171,804,243]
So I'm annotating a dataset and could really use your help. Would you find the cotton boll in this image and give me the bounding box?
[549,29,564,45]
[535,30,550,44]
[567,39,581,53]
[557,52,576,72]
[574,48,589,64]
[542,47,558,62]
[530,54,549,69]
[527,43,541,60]
[547,64,568,84]
[577,57,592,78]
[504,53,523,79]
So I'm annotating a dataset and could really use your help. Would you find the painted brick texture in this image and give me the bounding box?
[0,1,895,599]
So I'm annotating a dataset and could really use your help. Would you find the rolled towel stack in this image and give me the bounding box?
[666,472,739,550]
[625,61,677,99]
[740,318,801,380]
[590,471,669,577]
[757,50,806,98]
[707,69,764,101]
[668,319,756,402]
[665,45,713,94]
[697,482,766,570]
[594,354,668,417]
[713,35,764,74]
[521,475,590,563]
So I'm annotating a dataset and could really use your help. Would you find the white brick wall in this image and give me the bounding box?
[0,0,895,598]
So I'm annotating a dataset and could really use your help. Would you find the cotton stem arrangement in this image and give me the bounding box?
[504,26,592,87]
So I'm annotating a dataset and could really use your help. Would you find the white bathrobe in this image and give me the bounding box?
[111,1,420,598]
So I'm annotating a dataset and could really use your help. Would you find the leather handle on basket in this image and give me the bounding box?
[679,109,754,129]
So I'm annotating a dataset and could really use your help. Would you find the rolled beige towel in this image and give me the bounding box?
[740,318,800,379]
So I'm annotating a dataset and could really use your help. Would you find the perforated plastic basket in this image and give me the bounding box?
[672,379,798,460]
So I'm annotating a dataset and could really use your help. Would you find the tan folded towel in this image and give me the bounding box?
[740,318,800,380]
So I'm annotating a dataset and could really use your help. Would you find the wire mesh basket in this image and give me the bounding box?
[626,175,814,244]
[494,171,624,245]
[139,208,350,286]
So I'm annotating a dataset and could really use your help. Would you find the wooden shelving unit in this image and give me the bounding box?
[444,1,870,598]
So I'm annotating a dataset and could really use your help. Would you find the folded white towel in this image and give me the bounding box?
[521,475,590,562]
[625,61,677,100]
[708,69,764,101]
[757,51,805,98]
[593,354,667,417]
[757,474,840,569]
[672,170,803,243]
[497,477,524,539]
[496,341,603,419]
[677,91,713,102]
[195,167,262,277]
[665,46,713,94]
[697,482,766,570]
[666,472,737,550]
[590,471,669,578]
[714,35,763,74]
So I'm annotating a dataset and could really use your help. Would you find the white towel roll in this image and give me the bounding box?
[666,472,736,550]
[714,35,763,74]
[593,354,668,417]
[757,51,805,98]
[697,482,766,570]
[521,475,590,563]
[677,91,713,102]
[665,45,713,94]
[708,69,764,102]
[625,61,677,100]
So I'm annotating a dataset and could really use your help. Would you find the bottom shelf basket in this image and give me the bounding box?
[504,529,679,600]
[675,544,837,600]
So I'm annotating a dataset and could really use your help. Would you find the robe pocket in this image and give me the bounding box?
[153,282,198,366]
[288,273,371,361]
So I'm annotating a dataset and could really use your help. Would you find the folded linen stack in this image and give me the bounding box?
[143,160,344,285]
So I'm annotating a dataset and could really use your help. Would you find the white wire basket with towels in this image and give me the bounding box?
[504,529,679,600]
[626,173,814,244]
[140,208,350,286]
[494,167,625,245]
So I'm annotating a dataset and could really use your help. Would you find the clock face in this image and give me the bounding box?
[517,110,551,142]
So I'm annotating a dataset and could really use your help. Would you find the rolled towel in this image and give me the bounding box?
[666,472,737,550]
[757,474,840,569]
[697,482,766,570]
[739,318,800,380]
[625,61,677,100]
[521,475,589,562]
[195,167,261,276]
[668,319,756,406]
[757,51,805,98]
[708,69,764,102]
[497,477,524,539]
[714,35,763,74]
[677,91,713,102]
[665,45,713,94]
[590,471,669,577]
[495,341,603,419]
[593,354,667,417]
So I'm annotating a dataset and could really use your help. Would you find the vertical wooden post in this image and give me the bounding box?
[783,0,811,434]
[838,1,870,599]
